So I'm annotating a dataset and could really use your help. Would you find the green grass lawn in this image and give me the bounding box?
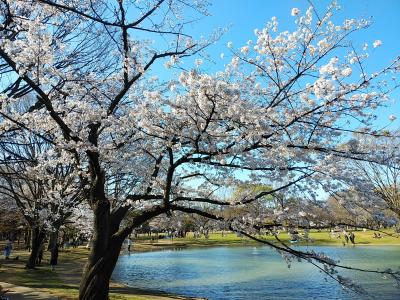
[133,229,400,249]
[0,247,194,300]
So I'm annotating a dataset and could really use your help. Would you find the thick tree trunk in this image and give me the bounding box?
[48,231,57,251]
[48,229,60,264]
[26,226,45,269]
[78,200,125,300]
[77,150,165,299]
[79,237,124,300]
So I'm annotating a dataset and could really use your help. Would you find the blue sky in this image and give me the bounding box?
[158,0,400,198]
[156,0,400,130]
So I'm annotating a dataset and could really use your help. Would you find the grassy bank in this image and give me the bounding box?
[0,247,197,300]
[131,229,400,251]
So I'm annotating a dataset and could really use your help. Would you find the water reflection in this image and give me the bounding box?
[112,246,400,299]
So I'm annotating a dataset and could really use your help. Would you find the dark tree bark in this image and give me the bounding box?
[47,231,57,251]
[78,197,126,300]
[78,188,167,299]
[48,228,60,264]
[24,228,31,250]
[26,226,46,269]
[79,236,124,299]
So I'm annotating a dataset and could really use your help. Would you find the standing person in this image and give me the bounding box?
[344,233,349,244]
[3,239,13,259]
[3,244,10,260]
[349,232,355,245]
[50,243,59,271]
[127,238,132,253]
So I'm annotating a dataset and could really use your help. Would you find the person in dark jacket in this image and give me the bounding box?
[50,243,59,271]
[349,232,355,245]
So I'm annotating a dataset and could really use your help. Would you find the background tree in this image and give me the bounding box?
[0,132,81,268]
[350,135,400,218]
[0,196,25,241]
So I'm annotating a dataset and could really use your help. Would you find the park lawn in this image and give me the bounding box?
[258,229,400,246]
[0,247,195,300]
[133,229,400,249]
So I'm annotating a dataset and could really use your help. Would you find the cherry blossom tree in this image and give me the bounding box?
[0,1,400,298]
[344,134,400,219]
[0,131,82,268]
[0,0,213,297]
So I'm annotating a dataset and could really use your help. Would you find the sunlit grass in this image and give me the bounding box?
[133,229,400,248]
[0,247,189,299]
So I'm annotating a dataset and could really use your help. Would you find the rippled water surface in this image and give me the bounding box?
[112,245,400,299]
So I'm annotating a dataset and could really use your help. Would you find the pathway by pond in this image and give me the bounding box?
[112,246,400,299]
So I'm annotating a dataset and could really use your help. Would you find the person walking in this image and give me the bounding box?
[50,243,59,271]
[344,233,349,244]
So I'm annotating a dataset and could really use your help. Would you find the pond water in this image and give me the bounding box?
[112,245,400,299]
